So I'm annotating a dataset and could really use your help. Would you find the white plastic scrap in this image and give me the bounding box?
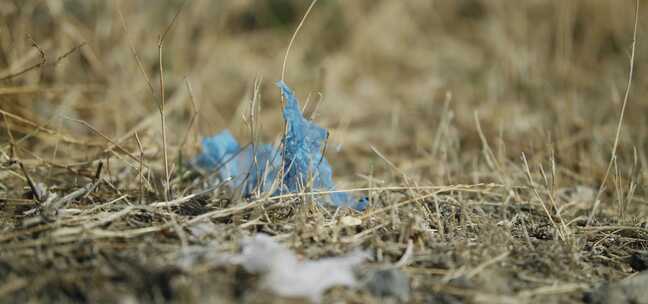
[235,234,367,303]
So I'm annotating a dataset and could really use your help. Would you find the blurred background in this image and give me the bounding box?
[1,0,647,190]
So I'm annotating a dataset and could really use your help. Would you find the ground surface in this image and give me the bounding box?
[1,1,648,303]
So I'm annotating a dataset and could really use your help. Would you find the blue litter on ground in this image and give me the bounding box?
[193,81,366,210]
[195,130,280,195]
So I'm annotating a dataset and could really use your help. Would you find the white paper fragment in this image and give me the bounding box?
[236,234,367,303]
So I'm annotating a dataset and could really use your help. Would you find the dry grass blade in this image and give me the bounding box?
[0,109,101,147]
[0,35,46,81]
[588,0,640,225]
[0,40,86,81]
[64,116,141,164]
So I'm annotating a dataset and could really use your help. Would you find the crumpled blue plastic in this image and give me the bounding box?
[193,81,366,210]
[194,130,240,176]
[195,130,280,195]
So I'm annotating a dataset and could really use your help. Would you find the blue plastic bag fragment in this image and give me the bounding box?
[236,143,281,194]
[195,131,280,195]
[195,130,240,176]
[193,81,366,210]
[277,81,364,209]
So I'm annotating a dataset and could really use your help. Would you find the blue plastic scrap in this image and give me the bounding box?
[195,130,280,195]
[193,81,366,210]
[194,130,240,173]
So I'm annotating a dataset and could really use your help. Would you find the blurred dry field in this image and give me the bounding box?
[1,1,648,303]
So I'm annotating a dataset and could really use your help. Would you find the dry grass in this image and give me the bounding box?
[1,1,647,303]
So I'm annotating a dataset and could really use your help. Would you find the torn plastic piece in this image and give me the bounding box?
[277,81,362,209]
[194,130,240,175]
[236,143,282,194]
[236,233,367,303]
[195,131,281,195]
[193,81,366,210]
